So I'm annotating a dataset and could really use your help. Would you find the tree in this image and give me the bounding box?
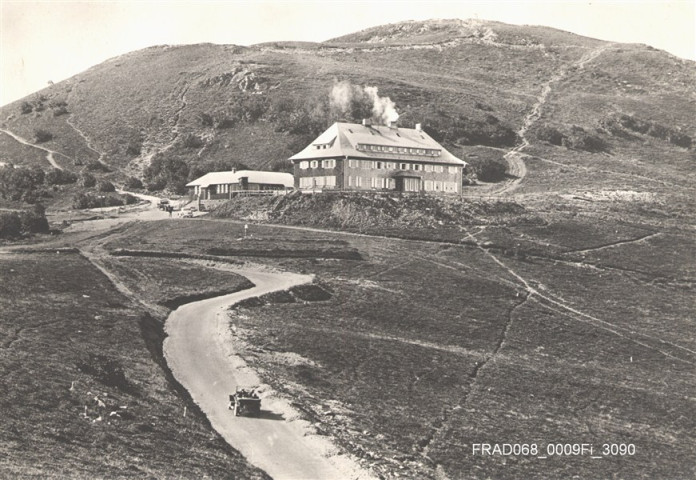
[467,157,508,182]
[34,129,53,143]
[0,212,22,238]
[97,180,116,193]
[124,176,143,189]
[80,172,97,188]
[0,165,45,201]
[45,168,78,185]
[20,204,49,234]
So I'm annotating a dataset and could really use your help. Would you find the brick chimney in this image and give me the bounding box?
[415,123,422,131]
[362,118,371,127]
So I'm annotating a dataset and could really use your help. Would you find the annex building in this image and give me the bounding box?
[289,121,466,194]
[186,170,293,200]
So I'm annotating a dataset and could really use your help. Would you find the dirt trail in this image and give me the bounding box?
[163,267,375,480]
[65,116,105,162]
[460,228,696,365]
[495,44,612,195]
[565,231,662,255]
[0,128,68,169]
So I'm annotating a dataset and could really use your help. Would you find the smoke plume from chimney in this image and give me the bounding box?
[329,81,399,125]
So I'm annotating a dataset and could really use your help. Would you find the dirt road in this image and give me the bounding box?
[0,127,68,169]
[64,191,173,232]
[163,267,375,480]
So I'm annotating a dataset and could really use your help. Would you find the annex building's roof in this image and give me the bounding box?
[186,170,294,188]
[289,122,466,166]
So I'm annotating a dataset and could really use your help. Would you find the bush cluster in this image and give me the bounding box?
[0,165,46,202]
[45,168,78,185]
[535,123,609,153]
[144,155,190,194]
[84,160,111,173]
[603,114,692,148]
[80,172,97,188]
[72,193,138,210]
[124,176,143,189]
[0,204,49,239]
[466,157,508,182]
[97,181,116,193]
[417,113,518,148]
[34,129,53,143]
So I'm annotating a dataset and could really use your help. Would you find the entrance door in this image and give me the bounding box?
[404,177,421,192]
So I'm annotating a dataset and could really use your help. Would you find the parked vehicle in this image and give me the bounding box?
[228,387,261,417]
[157,199,170,210]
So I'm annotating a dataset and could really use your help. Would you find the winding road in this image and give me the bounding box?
[163,268,375,480]
[0,127,67,170]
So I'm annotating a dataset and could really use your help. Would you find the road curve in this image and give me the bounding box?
[0,127,67,169]
[163,267,375,480]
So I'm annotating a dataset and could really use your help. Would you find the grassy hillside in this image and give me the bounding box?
[0,250,267,478]
[0,19,693,203]
[92,205,696,479]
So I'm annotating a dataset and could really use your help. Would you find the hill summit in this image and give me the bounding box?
[1,18,694,200]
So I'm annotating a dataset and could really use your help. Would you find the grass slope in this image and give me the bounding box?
[0,19,692,204]
[95,201,696,479]
[0,250,267,479]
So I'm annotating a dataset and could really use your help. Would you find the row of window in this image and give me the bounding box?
[299,176,337,188]
[298,159,460,174]
[347,176,396,189]
[424,180,459,192]
[299,159,337,170]
[298,176,460,193]
[348,159,459,174]
[355,144,441,156]
[213,184,233,194]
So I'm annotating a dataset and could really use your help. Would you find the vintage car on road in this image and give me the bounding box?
[228,387,261,417]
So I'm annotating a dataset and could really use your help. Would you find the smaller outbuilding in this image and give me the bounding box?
[186,170,294,201]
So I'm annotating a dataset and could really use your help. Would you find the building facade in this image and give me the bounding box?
[186,170,294,200]
[289,121,466,194]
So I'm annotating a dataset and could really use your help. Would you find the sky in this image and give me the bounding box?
[1,0,694,106]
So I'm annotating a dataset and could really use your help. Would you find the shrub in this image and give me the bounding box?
[122,194,139,205]
[34,129,53,143]
[80,172,96,188]
[0,212,22,238]
[181,133,204,149]
[97,181,116,193]
[84,161,111,173]
[563,127,608,153]
[53,106,69,117]
[20,102,32,114]
[535,124,565,146]
[126,139,142,156]
[0,205,48,238]
[146,176,168,192]
[467,157,508,182]
[144,155,189,191]
[124,176,143,189]
[72,193,123,209]
[0,165,45,201]
[45,168,78,185]
[197,112,214,127]
[20,205,49,234]
[668,131,692,149]
[421,114,518,148]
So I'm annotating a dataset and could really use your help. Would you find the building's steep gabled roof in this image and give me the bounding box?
[186,170,293,188]
[289,122,466,166]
